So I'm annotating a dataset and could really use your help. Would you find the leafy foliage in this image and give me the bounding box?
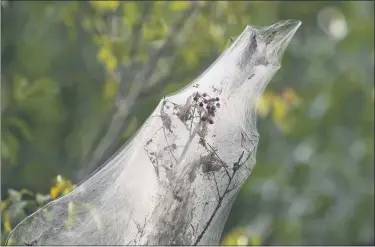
[1,176,75,245]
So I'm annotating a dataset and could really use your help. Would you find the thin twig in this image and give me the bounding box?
[193,195,223,246]
[205,142,231,179]
[212,173,221,199]
[193,132,256,245]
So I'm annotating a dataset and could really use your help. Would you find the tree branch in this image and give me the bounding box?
[129,2,154,59]
[81,2,154,171]
[78,3,199,179]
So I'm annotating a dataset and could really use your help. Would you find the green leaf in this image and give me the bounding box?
[8,189,21,202]
[123,2,138,28]
[19,189,34,196]
[1,131,19,164]
[1,140,11,163]
[5,117,33,141]
[12,74,28,101]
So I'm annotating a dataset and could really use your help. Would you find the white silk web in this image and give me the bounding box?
[7,20,301,246]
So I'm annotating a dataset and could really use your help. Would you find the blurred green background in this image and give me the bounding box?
[1,1,374,245]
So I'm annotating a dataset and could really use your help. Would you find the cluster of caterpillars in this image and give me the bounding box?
[192,92,220,125]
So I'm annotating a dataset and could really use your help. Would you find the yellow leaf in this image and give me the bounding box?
[257,93,273,117]
[56,174,63,184]
[90,0,120,11]
[123,2,138,28]
[272,96,287,123]
[249,235,262,246]
[107,1,120,10]
[50,186,60,199]
[4,212,12,233]
[1,201,8,211]
[106,56,118,72]
[220,233,238,245]
[236,235,249,245]
[97,45,118,72]
[170,1,190,11]
[62,188,70,196]
[220,227,247,245]
[97,46,111,62]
